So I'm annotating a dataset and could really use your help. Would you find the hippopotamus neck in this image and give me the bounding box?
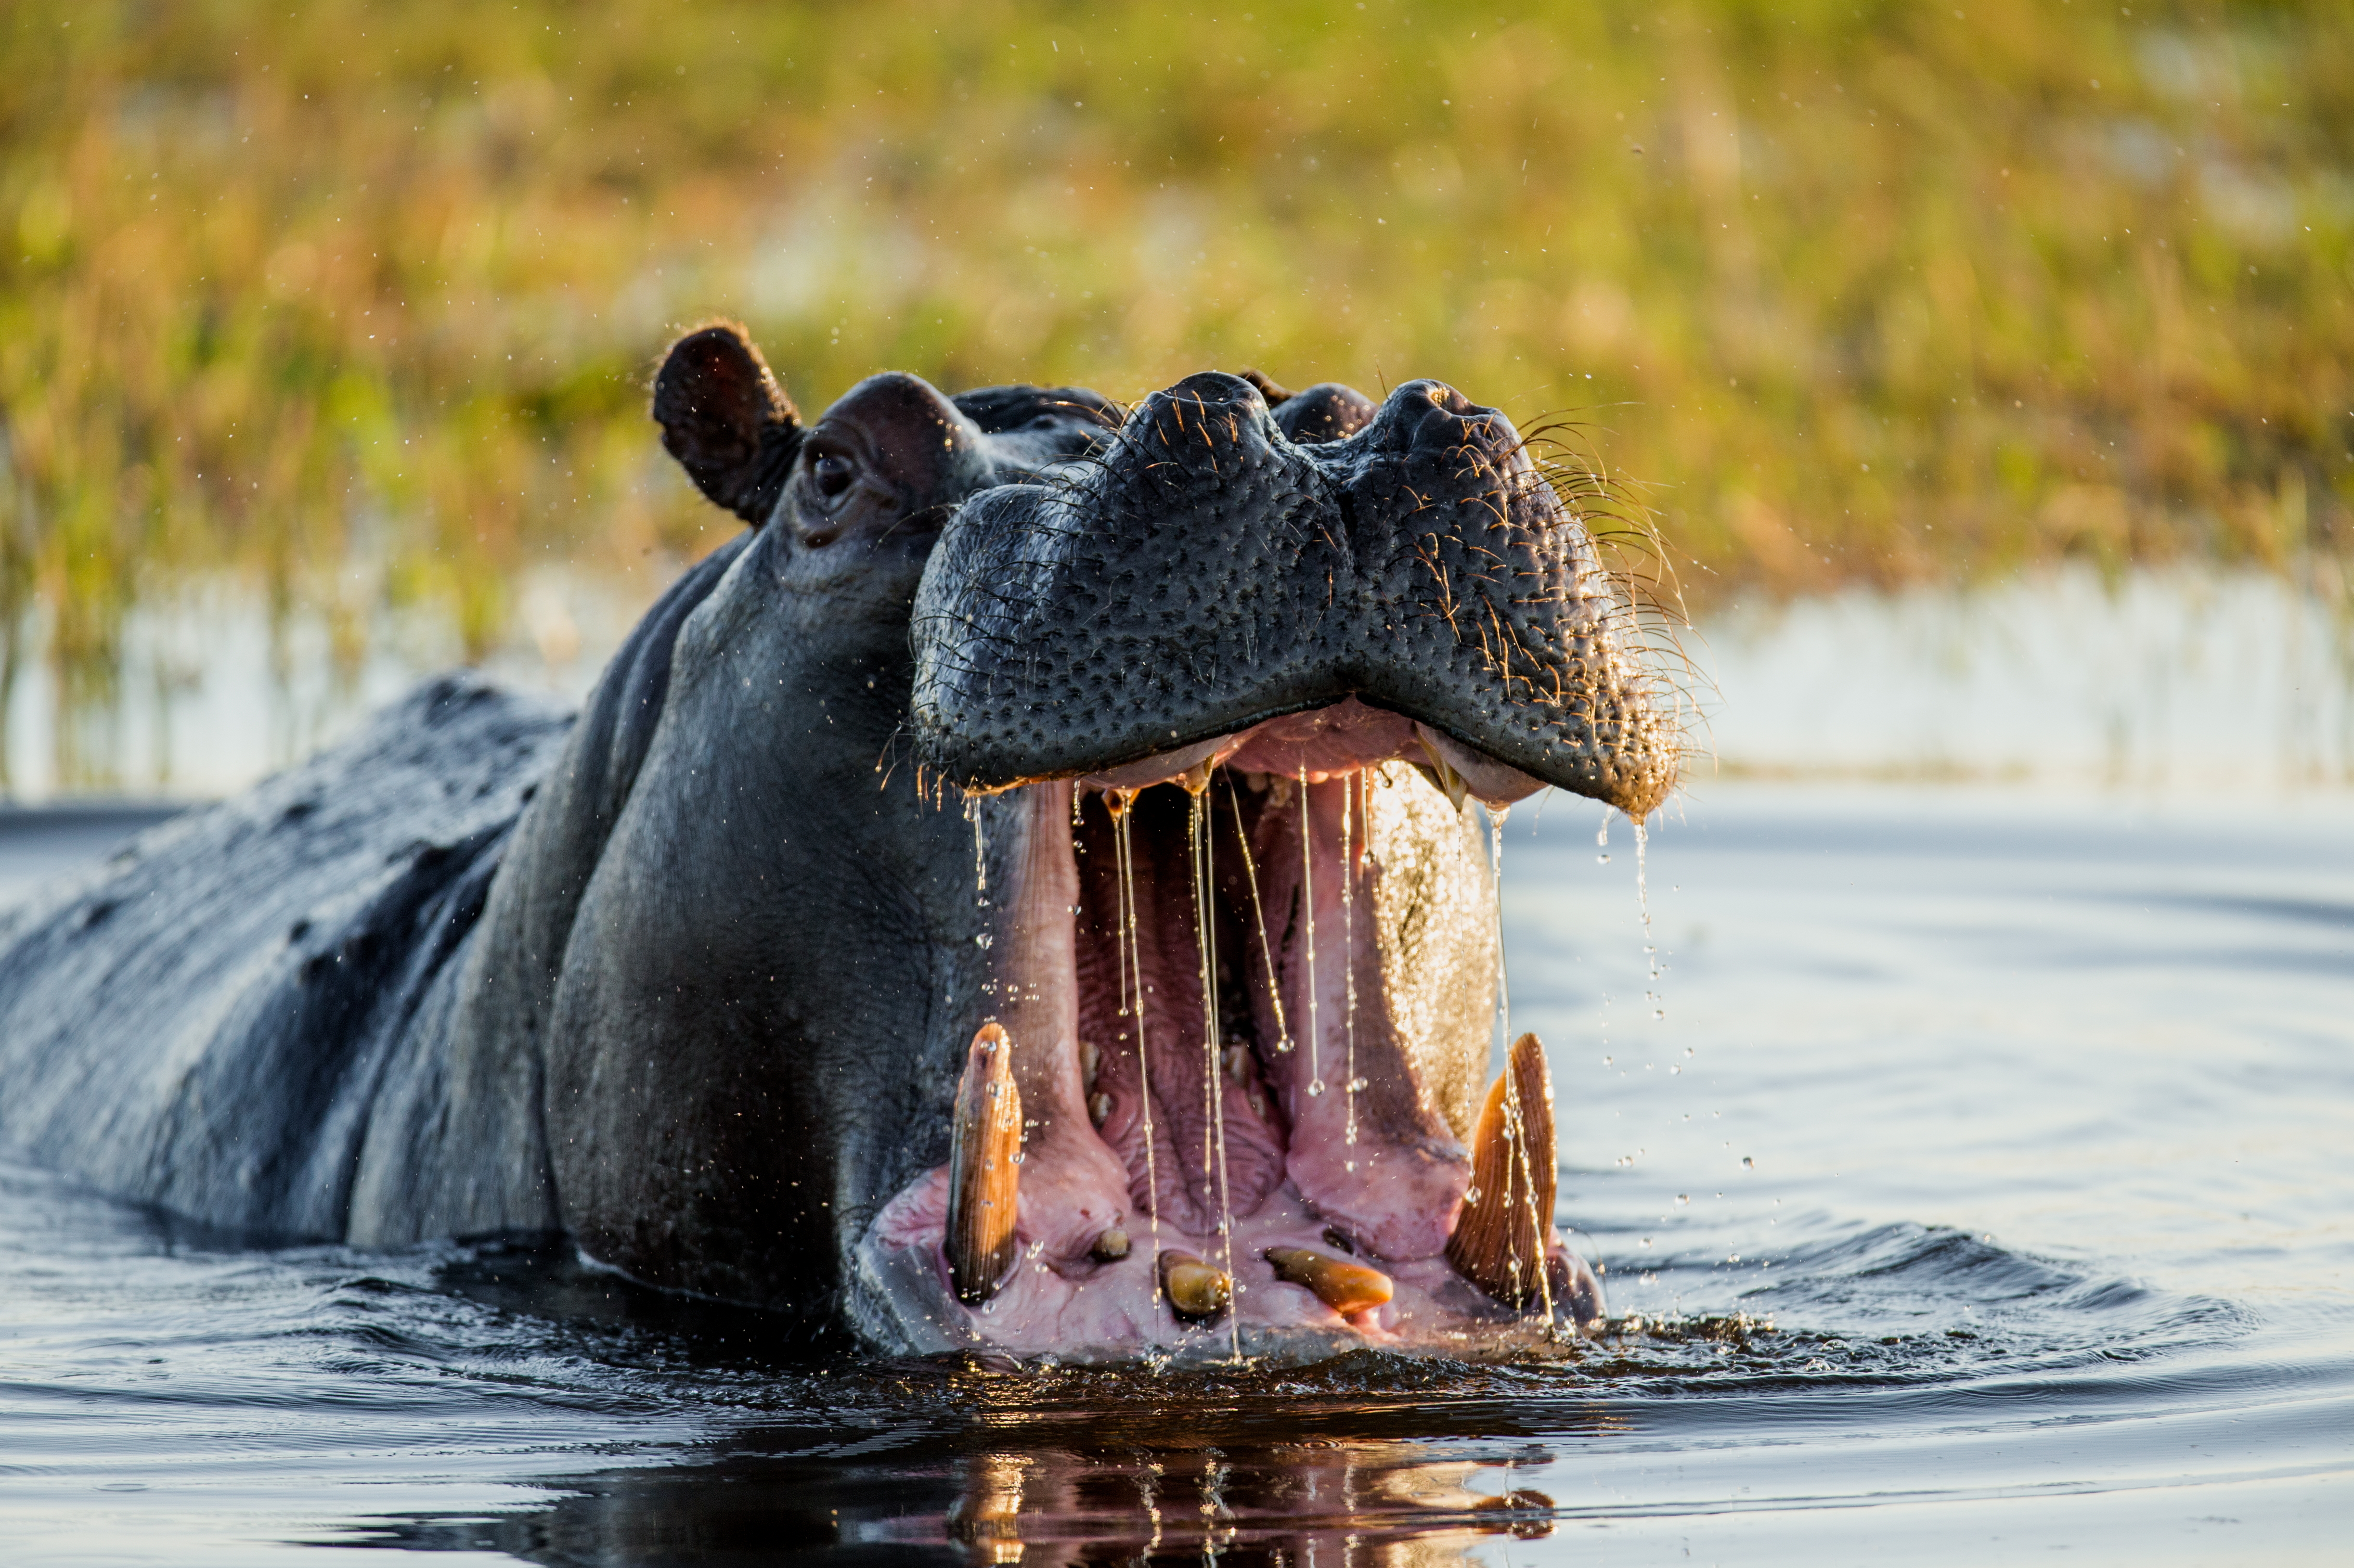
[513,525,985,1317]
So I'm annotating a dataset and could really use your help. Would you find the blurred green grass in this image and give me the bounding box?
[2,0,2349,771]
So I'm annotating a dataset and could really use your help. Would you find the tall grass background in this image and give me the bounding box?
[2,0,2348,788]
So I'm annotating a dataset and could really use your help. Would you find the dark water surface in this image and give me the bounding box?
[2,786,2347,1564]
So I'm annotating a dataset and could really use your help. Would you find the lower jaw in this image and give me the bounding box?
[861,1174,1578,1359]
[861,703,1600,1356]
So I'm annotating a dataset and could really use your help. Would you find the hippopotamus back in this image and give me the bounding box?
[0,674,571,1238]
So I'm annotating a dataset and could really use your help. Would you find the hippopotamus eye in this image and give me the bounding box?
[812,450,856,500]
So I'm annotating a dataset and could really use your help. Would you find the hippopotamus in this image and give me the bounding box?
[0,324,1677,1356]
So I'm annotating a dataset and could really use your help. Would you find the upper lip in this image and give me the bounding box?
[906,372,1680,819]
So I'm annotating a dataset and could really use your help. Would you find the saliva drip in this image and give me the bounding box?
[1183,779,1241,1360]
[1341,771,1359,1157]
[1595,810,1611,866]
[1108,790,1163,1311]
[1298,762,1324,1101]
[1489,801,1555,1327]
[966,795,989,905]
[1225,774,1291,1054]
[1488,802,1512,1064]
[1634,819,1663,1022]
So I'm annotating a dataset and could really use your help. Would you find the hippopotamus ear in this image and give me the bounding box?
[653,323,805,526]
[1241,370,1379,445]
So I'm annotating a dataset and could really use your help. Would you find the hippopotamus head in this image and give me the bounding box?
[550,325,1677,1358]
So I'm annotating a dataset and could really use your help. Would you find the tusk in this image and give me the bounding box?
[1415,733,1470,812]
[1158,1250,1233,1321]
[945,1022,1023,1304]
[1265,1246,1394,1317]
[1446,1031,1558,1307]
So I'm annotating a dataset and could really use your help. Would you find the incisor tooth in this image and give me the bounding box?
[1415,734,1470,812]
[945,1022,1022,1305]
[1158,1250,1232,1321]
[1088,1090,1113,1127]
[1265,1246,1394,1317]
[1446,1031,1558,1308]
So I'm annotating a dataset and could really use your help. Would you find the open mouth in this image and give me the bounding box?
[865,369,1677,1356]
[862,700,1598,1357]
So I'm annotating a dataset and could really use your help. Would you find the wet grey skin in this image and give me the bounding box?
[912,370,1676,817]
[0,325,1673,1353]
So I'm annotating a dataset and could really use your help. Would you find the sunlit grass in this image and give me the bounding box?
[1,0,2348,784]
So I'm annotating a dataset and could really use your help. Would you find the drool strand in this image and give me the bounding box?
[1110,790,1163,1313]
[1489,803,1512,1063]
[1224,773,1291,1054]
[1186,780,1241,1360]
[1342,771,1359,1157]
[1635,818,1662,1022]
[1298,762,1323,1101]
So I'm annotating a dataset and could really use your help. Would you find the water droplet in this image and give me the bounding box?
[1307,1078,1326,1097]
[1742,1156,1755,1169]
[1676,1194,1690,1205]
[974,933,992,950]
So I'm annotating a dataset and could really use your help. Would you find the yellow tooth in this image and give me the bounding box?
[1446,1031,1558,1308]
[1087,1090,1113,1127]
[1415,733,1470,812]
[1265,1246,1394,1317]
[1079,1038,1101,1086]
[1091,1226,1130,1261]
[1158,1250,1233,1321]
[945,1023,1023,1304]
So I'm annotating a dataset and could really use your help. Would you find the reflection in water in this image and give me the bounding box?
[398,1240,1578,1564]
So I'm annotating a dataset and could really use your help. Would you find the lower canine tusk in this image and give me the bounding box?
[945,1022,1022,1304]
[1265,1246,1394,1317]
[1158,1250,1232,1321]
[1446,1031,1558,1308]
